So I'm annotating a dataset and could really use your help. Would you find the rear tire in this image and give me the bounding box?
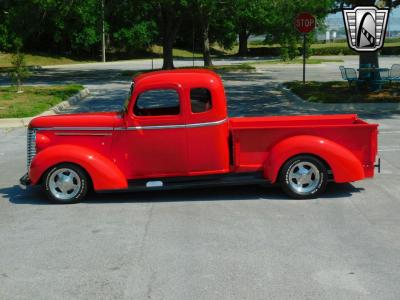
[279,155,328,199]
[44,163,88,204]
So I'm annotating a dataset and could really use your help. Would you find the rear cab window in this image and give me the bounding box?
[190,88,212,113]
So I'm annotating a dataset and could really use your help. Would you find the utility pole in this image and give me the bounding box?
[192,23,195,67]
[101,0,106,62]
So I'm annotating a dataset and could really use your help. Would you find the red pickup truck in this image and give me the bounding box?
[20,69,379,203]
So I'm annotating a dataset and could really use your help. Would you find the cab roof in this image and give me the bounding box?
[133,69,222,86]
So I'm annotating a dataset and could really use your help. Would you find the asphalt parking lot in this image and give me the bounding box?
[0,115,399,300]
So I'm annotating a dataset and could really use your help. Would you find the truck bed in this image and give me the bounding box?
[229,114,378,177]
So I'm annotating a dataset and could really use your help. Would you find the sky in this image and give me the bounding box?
[326,7,400,31]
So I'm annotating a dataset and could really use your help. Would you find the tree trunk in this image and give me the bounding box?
[359,52,379,68]
[201,20,212,67]
[17,77,22,93]
[162,34,175,70]
[159,3,182,70]
[238,28,249,56]
[358,51,379,80]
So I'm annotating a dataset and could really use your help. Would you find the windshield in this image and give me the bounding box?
[122,81,135,113]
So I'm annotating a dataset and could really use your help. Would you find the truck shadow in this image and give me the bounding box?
[0,183,364,205]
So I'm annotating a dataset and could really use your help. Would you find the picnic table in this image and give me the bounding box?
[357,66,390,91]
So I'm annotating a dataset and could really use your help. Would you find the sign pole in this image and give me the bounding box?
[294,12,315,85]
[303,34,306,84]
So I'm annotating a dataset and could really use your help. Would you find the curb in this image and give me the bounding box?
[0,88,90,129]
[278,84,400,115]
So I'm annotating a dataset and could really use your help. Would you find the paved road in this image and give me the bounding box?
[1,57,400,299]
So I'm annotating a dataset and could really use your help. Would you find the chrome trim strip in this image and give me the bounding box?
[115,118,228,130]
[187,118,228,128]
[34,118,228,132]
[36,127,114,131]
[116,124,187,130]
[55,132,112,136]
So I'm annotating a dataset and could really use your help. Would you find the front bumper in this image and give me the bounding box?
[19,173,31,186]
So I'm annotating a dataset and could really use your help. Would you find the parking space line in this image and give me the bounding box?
[379,146,400,152]
[380,131,400,134]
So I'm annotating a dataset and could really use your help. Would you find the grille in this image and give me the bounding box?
[27,129,36,170]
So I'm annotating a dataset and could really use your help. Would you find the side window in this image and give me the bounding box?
[190,88,212,113]
[134,89,180,116]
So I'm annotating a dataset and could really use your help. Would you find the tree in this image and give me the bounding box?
[108,0,157,55]
[231,0,272,55]
[150,0,189,69]
[9,51,31,93]
[267,0,335,60]
[192,0,215,66]
[190,0,235,66]
[2,0,104,57]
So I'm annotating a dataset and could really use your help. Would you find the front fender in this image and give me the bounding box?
[265,135,364,183]
[29,144,127,190]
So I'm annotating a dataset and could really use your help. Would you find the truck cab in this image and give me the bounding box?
[113,69,230,179]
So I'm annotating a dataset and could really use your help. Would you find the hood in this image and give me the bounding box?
[29,112,124,129]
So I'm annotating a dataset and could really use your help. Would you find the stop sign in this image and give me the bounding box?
[294,12,316,34]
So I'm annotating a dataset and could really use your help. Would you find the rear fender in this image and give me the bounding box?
[29,145,127,190]
[265,135,364,183]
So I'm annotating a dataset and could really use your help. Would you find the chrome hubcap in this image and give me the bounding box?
[288,162,320,194]
[49,168,81,200]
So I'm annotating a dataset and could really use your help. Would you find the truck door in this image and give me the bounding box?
[186,87,230,175]
[123,85,187,178]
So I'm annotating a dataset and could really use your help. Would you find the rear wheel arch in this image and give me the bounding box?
[265,135,364,183]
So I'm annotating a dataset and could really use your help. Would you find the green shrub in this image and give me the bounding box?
[381,46,400,55]
[246,44,400,57]
[311,46,357,55]
[8,52,31,93]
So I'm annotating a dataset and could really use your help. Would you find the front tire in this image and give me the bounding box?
[44,163,88,204]
[279,155,328,199]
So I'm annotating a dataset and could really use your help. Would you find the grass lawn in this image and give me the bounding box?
[150,45,203,58]
[0,85,83,118]
[253,58,344,65]
[120,63,256,77]
[311,40,400,48]
[286,81,400,103]
[0,53,90,68]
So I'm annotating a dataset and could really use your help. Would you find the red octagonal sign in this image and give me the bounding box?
[294,12,316,34]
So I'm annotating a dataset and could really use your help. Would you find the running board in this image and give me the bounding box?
[125,172,268,192]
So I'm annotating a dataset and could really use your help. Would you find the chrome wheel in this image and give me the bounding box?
[48,168,82,201]
[288,161,321,194]
[280,155,328,199]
